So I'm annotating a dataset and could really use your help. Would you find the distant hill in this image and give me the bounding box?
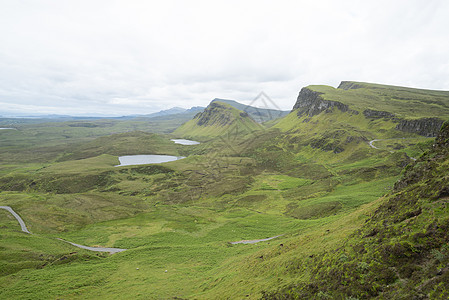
[142,107,186,118]
[173,101,262,138]
[211,98,289,123]
[142,106,205,119]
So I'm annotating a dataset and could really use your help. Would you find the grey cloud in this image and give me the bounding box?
[0,0,448,116]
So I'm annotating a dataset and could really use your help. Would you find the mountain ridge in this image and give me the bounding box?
[289,81,449,137]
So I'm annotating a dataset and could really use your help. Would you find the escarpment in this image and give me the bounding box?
[292,82,448,137]
[395,118,444,137]
[293,87,357,117]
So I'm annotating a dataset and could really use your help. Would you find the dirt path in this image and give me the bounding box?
[369,139,381,149]
[1,205,126,254]
[56,238,126,254]
[230,235,283,244]
[369,138,417,160]
[0,206,31,234]
[3,205,283,250]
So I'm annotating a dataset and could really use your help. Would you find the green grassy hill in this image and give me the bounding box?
[264,120,449,299]
[173,101,263,139]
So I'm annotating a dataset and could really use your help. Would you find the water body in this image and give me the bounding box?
[0,128,16,130]
[171,139,200,145]
[116,155,185,167]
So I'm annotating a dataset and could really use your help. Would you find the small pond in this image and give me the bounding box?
[170,139,200,145]
[116,155,185,167]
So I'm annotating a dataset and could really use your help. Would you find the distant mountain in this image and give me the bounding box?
[142,106,205,119]
[211,98,289,123]
[185,106,205,113]
[173,101,262,138]
[143,107,187,118]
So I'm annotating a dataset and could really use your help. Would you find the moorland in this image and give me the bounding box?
[1,81,449,299]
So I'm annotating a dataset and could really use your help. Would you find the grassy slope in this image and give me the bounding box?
[264,121,449,299]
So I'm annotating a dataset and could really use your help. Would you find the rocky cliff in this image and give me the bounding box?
[395,117,444,137]
[292,87,357,117]
[292,83,447,137]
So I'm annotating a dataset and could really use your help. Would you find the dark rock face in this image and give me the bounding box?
[395,118,444,137]
[293,87,357,117]
[434,121,449,148]
[394,120,449,191]
[363,109,396,119]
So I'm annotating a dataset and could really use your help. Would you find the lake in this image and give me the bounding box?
[116,155,185,167]
[170,139,200,145]
[0,128,16,130]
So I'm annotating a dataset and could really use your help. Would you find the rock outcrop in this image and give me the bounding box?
[434,121,449,149]
[395,118,444,137]
[363,109,396,119]
[293,87,357,117]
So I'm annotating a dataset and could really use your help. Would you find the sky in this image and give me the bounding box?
[1,0,449,116]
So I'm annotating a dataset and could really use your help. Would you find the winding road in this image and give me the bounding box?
[56,238,126,254]
[230,235,283,244]
[368,139,381,149]
[0,206,31,233]
[369,138,417,160]
[3,205,284,252]
[1,206,126,254]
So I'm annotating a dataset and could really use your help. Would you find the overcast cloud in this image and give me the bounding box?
[1,0,448,116]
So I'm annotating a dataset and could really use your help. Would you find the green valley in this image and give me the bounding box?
[1,82,449,299]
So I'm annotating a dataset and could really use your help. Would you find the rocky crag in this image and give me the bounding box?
[292,82,448,137]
